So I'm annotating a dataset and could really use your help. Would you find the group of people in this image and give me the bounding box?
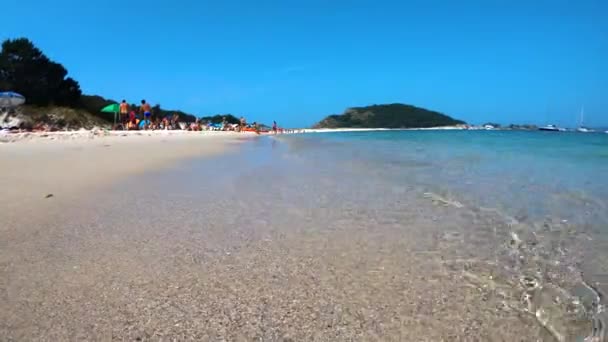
[118,99,180,131]
[117,99,282,134]
[207,117,267,133]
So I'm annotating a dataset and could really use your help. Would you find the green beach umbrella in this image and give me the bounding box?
[101,103,120,126]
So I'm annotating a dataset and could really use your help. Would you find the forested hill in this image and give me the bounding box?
[314,103,465,129]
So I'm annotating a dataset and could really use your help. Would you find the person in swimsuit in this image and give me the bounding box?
[140,100,151,127]
[171,113,179,130]
[127,111,137,130]
[119,100,129,128]
[129,111,136,126]
[272,121,278,134]
[239,116,246,132]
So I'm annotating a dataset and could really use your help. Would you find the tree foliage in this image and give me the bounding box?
[79,94,117,122]
[152,104,161,119]
[0,37,202,125]
[0,38,82,106]
[152,108,196,122]
[144,106,197,122]
[314,103,465,128]
[199,114,240,124]
[79,95,198,123]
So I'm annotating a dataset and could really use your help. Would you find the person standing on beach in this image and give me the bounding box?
[119,100,129,128]
[140,100,151,129]
[239,116,246,132]
[272,121,278,134]
[127,111,137,130]
[171,112,179,130]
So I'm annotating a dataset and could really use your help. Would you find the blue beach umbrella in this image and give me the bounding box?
[138,119,150,129]
[0,91,26,107]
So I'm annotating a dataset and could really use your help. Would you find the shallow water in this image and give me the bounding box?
[120,131,608,340]
[3,131,607,340]
[279,130,608,341]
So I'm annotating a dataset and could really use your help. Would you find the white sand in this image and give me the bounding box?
[0,130,254,226]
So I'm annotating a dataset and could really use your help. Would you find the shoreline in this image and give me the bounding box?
[300,126,466,133]
[0,128,262,143]
[0,125,476,144]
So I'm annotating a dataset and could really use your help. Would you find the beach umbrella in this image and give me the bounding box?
[0,91,26,107]
[138,119,150,129]
[100,103,120,126]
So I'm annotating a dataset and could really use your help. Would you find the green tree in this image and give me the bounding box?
[200,114,240,124]
[79,94,116,122]
[152,104,161,120]
[0,38,81,106]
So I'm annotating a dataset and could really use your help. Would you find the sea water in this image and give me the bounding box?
[56,130,608,340]
[275,130,608,340]
[286,130,608,230]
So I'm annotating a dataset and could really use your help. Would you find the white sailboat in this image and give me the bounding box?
[576,106,593,132]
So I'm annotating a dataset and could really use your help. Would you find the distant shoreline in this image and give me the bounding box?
[301,126,466,133]
[302,126,608,133]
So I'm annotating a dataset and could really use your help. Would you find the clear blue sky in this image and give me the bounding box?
[3,0,607,127]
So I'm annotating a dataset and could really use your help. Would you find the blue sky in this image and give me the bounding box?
[3,0,607,127]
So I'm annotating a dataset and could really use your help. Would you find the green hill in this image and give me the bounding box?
[314,103,465,129]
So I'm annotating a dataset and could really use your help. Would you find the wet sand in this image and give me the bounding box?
[0,136,603,341]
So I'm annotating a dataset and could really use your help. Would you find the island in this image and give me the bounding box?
[314,103,465,129]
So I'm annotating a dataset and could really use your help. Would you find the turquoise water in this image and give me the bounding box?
[278,130,608,340]
[289,130,608,230]
[70,130,608,340]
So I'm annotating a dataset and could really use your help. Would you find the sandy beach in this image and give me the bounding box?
[3,0,606,339]
[0,131,253,228]
[1,130,604,341]
[1,131,265,339]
